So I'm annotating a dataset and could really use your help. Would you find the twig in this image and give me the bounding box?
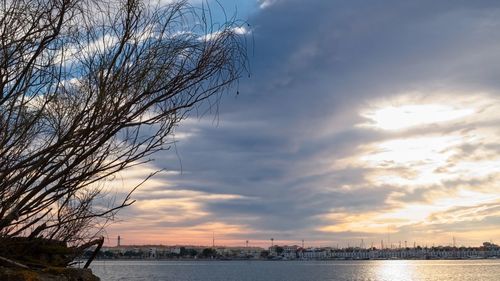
[83,237,104,269]
[0,255,30,269]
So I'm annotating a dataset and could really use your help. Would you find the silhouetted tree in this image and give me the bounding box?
[201,248,217,258]
[276,246,284,255]
[0,0,247,251]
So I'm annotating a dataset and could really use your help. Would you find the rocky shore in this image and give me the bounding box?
[0,236,104,281]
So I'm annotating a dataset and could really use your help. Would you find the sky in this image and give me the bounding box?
[105,0,500,248]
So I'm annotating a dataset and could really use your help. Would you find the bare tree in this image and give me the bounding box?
[0,0,248,250]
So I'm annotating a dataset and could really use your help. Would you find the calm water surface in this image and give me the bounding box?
[90,260,500,281]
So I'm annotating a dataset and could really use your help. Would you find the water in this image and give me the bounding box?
[90,260,500,281]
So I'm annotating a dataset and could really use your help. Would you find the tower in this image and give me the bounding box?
[117,235,121,247]
[387,225,391,249]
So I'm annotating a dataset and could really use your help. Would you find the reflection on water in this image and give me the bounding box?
[375,261,414,281]
[91,260,500,281]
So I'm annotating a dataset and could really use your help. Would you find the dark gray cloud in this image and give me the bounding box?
[109,0,500,246]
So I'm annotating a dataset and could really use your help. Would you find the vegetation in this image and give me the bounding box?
[200,248,217,258]
[0,0,247,268]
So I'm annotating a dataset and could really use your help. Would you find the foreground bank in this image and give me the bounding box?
[0,267,99,281]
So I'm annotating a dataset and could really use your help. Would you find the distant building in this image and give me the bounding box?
[268,245,300,259]
[299,248,327,260]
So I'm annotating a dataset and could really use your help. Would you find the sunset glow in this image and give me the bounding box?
[104,92,500,247]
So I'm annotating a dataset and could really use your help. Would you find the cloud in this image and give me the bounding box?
[258,0,280,9]
[106,0,500,247]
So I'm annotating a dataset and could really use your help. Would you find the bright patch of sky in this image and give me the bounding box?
[360,104,474,131]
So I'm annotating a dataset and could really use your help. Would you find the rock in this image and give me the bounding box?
[0,266,100,281]
[0,237,74,267]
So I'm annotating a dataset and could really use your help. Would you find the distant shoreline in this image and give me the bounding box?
[94,243,500,262]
